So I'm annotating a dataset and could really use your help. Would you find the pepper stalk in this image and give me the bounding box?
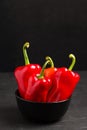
[68,53,76,71]
[45,56,54,68]
[37,56,54,79]
[23,42,30,65]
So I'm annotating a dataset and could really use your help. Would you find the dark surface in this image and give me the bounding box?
[0,0,87,71]
[0,71,87,130]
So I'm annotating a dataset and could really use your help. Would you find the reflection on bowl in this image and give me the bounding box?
[15,89,71,122]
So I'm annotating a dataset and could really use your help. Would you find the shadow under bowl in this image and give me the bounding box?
[15,89,71,123]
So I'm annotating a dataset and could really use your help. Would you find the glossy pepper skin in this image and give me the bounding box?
[14,42,41,98]
[53,67,80,101]
[14,64,41,98]
[45,54,80,102]
[47,67,80,102]
[24,60,52,102]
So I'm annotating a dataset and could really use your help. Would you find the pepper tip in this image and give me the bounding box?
[25,42,30,48]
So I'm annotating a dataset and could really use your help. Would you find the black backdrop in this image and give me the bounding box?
[0,0,87,72]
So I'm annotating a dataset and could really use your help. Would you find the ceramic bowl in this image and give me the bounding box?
[15,89,71,122]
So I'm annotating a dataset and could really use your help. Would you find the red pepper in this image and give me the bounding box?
[53,67,80,101]
[14,42,41,98]
[46,54,80,102]
[24,59,52,102]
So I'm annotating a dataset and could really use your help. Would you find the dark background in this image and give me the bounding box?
[0,0,87,72]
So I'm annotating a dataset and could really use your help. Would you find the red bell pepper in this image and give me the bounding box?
[24,59,52,102]
[46,54,80,102]
[54,67,80,101]
[14,42,41,98]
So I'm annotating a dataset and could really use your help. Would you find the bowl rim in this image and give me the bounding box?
[15,89,71,104]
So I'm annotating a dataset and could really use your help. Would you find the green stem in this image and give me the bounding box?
[23,42,30,65]
[68,54,76,71]
[37,60,50,79]
[45,56,54,67]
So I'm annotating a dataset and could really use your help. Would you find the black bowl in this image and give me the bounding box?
[15,89,71,122]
